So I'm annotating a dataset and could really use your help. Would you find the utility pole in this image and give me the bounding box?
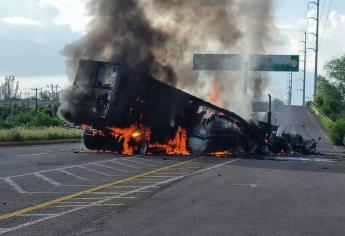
[289,72,292,105]
[299,32,307,106]
[286,73,293,105]
[308,0,320,98]
[48,84,54,116]
[31,88,42,111]
[47,84,60,116]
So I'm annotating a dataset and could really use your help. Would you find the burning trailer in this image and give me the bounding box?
[60,59,317,156]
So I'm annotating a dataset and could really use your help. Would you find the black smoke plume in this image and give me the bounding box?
[64,0,176,85]
[59,0,275,122]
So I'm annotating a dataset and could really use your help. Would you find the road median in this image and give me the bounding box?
[0,138,81,147]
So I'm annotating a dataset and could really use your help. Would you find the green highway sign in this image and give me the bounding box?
[250,55,299,72]
[193,54,299,72]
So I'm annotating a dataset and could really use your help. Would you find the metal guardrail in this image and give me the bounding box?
[310,103,335,125]
[0,100,53,108]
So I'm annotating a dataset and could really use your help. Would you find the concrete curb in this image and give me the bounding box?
[0,139,82,147]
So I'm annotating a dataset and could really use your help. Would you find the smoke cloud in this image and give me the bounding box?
[60,0,275,121]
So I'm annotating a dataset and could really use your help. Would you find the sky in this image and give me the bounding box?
[0,0,344,104]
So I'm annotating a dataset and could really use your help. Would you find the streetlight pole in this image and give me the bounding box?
[299,32,307,106]
[308,0,320,98]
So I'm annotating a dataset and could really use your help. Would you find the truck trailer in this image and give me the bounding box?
[60,59,263,155]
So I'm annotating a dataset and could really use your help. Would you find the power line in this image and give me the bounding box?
[320,0,326,21]
[320,0,333,47]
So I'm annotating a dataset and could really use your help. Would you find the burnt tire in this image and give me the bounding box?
[83,130,102,150]
[134,139,148,155]
[188,136,208,155]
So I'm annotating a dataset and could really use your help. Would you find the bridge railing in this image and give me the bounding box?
[309,103,335,129]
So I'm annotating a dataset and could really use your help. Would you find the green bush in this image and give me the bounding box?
[0,127,82,142]
[0,105,65,129]
[329,119,345,145]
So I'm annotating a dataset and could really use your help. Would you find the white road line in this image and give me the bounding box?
[33,173,62,186]
[0,159,241,235]
[234,184,259,188]
[59,170,89,181]
[132,157,162,165]
[91,163,131,173]
[16,153,48,157]
[155,172,191,175]
[109,160,142,169]
[3,178,27,194]
[121,158,157,167]
[0,157,139,180]
[78,166,113,176]
[19,214,57,217]
[59,202,93,204]
[26,192,71,194]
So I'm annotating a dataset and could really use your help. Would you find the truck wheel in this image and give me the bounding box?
[135,140,148,155]
[83,131,102,150]
[188,136,208,155]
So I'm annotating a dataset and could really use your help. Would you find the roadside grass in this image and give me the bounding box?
[0,127,82,142]
[309,103,345,146]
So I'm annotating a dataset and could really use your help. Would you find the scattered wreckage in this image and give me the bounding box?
[60,59,317,156]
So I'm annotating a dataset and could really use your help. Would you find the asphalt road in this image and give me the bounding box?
[274,105,343,156]
[0,106,344,235]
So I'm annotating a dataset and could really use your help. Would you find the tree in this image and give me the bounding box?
[39,91,51,100]
[324,55,345,97]
[0,75,19,100]
[315,76,344,120]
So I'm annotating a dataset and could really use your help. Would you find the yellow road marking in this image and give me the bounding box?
[137,178,168,180]
[90,190,152,194]
[145,175,179,178]
[158,172,191,175]
[0,158,197,221]
[109,197,137,199]
[109,186,159,188]
[129,180,160,182]
[72,197,137,200]
[72,197,109,200]
[48,203,124,208]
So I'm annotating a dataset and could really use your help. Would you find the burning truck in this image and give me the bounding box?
[60,59,316,156]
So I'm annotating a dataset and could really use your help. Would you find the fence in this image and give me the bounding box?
[0,100,54,108]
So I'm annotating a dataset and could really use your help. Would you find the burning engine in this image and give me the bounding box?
[60,59,317,156]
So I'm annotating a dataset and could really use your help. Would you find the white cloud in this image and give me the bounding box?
[1,75,69,89]
[39,0,90,33]
[274,10,345,75]
[0,16,44,27]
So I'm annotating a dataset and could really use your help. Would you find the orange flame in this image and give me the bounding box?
[82,124,90,129]
[84,124,231,157]
[210,150,233,157]
[106,125,189,155]
[149,126,190,155]
[207,73,223,107]
[107,125,151,155]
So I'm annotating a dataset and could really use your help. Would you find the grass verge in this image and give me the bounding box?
[0,127,82,142]
[309,104,335,129]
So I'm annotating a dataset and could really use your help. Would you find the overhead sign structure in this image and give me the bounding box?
[193,54,243,71]
[193,54,299,72]
[250,55,299,72]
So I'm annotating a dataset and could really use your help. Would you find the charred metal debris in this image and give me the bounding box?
[60,60,317,157]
